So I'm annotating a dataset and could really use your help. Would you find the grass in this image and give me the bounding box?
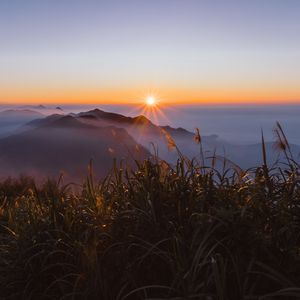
[0,124,300,299]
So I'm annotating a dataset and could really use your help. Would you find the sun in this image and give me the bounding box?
[146,96,156,106]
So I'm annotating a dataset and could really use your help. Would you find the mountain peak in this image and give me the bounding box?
[44,115,89,129]
[132,115,153,125]
[78,109,131,123]
[86,108,106,114]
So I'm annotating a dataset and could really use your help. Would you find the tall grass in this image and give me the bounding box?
[0,124,300,299]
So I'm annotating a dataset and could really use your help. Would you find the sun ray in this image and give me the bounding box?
[113,92,173,132]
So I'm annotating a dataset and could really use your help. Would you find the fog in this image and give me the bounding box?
[162,105,300,145]
[1,103,300,146]
[46,104,300,145]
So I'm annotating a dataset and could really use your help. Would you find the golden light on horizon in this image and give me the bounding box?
[133,93,171,129]
[146,96,157,106]
[1,84,300,105]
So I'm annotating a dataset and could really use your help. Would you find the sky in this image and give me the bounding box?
[0,0,300,104]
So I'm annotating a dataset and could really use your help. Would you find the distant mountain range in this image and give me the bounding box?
[0,108,299,182]
[0,111,150,181]
[18,105,47,110]
[0,109,44,138]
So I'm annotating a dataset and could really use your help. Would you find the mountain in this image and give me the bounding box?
[0,108,299,182]
[75,109,226,162]
[0,115,150,182]
[16,105,65,115]
[19,105,47,110]
[0,109,44,122]
[0,109,44,137]
[24,114,64,128]
[74,109,300,169]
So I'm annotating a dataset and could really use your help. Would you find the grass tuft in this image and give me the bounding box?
[1,125,300,299]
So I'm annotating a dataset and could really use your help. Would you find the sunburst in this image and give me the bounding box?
[145,96,157,106]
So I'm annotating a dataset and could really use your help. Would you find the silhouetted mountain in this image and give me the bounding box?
[15,105,65,116]
[1,108,299,181]
[77,109,187,138]
[24,114,64,128]
[43,115,92,129]
[76,109,221,162]
[0,109,44,137]
[160,125,193,138]
[0,115,150,182]
[76,109,300,168]
[78,109,156,127]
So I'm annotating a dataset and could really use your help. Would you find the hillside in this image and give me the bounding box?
[75,109,300,168]
[75,109,224,162]
[0,115,150,181]
[0,155,300,299]
[1,108,300,181]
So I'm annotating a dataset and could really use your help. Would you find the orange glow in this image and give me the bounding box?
[120,93,170,127]
[0,84,300,105]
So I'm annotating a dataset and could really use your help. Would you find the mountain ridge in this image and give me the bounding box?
[1,107,300,179]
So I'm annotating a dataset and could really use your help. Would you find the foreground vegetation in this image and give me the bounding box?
[1,126,300,299]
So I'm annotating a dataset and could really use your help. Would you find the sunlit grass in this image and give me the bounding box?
[0,123,300,299]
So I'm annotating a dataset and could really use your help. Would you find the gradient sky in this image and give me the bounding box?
[1,0,300,104]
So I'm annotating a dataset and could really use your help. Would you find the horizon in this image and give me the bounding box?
[1,0,300,105]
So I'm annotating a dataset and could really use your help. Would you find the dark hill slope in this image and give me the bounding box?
[0,116,150,182]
